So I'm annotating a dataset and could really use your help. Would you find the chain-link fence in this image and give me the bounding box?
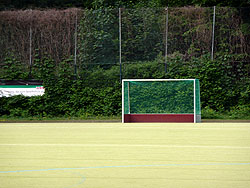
[0,7,249,82]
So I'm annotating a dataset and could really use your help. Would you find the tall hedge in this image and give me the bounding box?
[0,53,250,119]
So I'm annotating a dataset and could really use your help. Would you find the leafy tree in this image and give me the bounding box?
[1,0,250,10]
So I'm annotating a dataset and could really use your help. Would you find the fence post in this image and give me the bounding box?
[29,26,32,79]
[165,7,169,73]
[119,8,122,83]
[74,13,78,79]
[211,6,216,61]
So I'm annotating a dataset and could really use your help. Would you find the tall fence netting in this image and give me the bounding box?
[0,7,249,110]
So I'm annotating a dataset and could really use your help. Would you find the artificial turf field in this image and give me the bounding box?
[0,123,250,188]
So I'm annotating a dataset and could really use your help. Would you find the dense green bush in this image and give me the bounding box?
[0,53,250,120]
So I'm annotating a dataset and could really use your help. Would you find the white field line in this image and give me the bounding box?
[0,143,250,149]
[1,125,250,130]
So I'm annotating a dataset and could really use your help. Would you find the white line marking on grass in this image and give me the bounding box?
[1,125,250,131]
[1,162,249,187]
[0,162,250,174]
[1,143,250,149]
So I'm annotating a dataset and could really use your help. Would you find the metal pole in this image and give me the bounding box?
[128,82,130,114]
[165,7,169,73]
[194,79,196,123]
[119,8,122,83]
[74,13,78,78]
[211,6,216,61]
[29,26,32,78]
[122,80,124,123]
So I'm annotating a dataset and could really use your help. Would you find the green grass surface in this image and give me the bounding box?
[0,115,121,122]
[0,123,250,188]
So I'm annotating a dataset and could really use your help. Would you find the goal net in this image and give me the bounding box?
[122,79,201,123]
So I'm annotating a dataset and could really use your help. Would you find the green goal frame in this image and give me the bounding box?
[122,79,201,123]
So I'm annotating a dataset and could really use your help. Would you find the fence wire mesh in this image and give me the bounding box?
[0,7,249,83]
